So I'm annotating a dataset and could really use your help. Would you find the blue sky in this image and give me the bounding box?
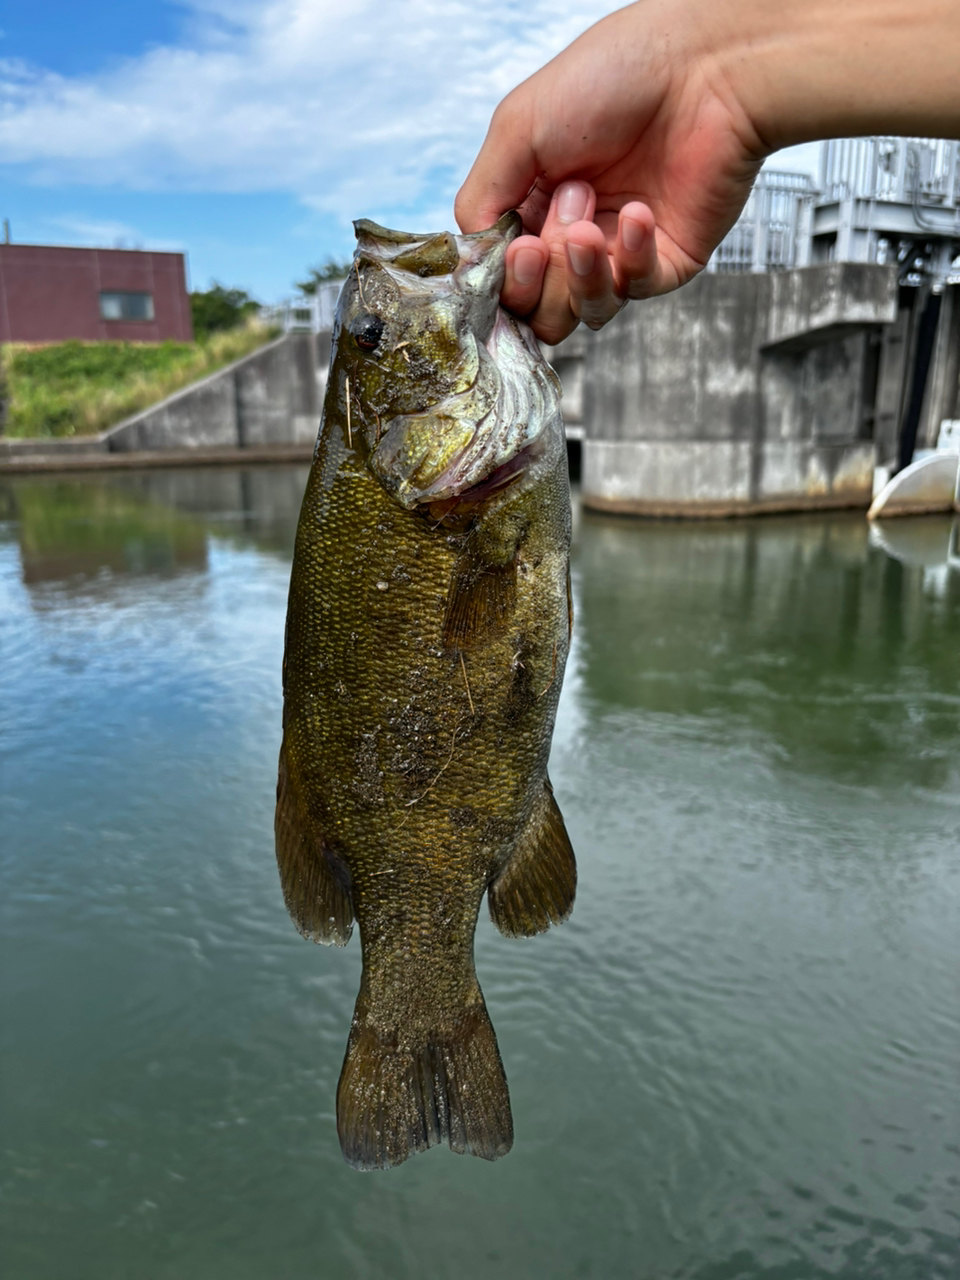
[0,1,820,303]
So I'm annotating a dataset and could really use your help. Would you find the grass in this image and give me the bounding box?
[0,324,279,439]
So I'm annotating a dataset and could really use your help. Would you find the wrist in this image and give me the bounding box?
[705,0,960,151]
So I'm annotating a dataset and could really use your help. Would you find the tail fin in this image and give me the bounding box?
[336,990,513,1171]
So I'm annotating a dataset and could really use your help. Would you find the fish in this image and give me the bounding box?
[275,210,575,1170]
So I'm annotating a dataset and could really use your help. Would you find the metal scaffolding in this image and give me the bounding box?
[709,138,960,286]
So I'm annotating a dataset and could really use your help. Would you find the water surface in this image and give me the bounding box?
[1,468,958,1279]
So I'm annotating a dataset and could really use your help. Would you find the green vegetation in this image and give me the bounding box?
[1,323,277,439]
[190,284,260,338]
[295,259,350,295]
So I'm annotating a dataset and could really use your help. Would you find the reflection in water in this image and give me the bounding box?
[870,515,960,574]
[10,478,208,585]
[1,470,957,1280]
[575,512,960,791]
[0,466,308,598]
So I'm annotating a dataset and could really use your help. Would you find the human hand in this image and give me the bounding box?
[454,0,769,343]
[456,0,960,344]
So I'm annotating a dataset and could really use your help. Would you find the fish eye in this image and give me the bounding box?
[352,314,385,352]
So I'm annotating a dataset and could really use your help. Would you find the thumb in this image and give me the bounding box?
[455,100,539,233]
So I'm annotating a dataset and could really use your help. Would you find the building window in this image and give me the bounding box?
[99,292,155,321]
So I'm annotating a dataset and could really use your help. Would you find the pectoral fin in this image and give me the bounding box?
[275,742,354,945]
[488,780,576,936]
[442,516,528,652]
[442,555,517,651]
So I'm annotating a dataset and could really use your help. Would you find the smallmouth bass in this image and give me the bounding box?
[276,211,575,1170]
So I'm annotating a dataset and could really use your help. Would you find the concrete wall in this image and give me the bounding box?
[763,262,898,351]
[106,332,319,452]
[543,328,586,435]
[581,263,896,516]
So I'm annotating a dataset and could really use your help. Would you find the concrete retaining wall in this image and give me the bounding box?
[581,264,897,516]
[0,332,321,469]
[106,332,320,452]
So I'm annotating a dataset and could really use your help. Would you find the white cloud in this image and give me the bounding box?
[44,214,141,246]
[43,214,186,252]
[0,0,619,226]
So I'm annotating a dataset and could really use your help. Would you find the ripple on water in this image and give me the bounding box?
[2,479,959,1280]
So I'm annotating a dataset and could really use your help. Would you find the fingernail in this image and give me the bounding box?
[567,242,595,277]
[622,215,645,253]
[556,181,590,225]
[513,246,543,287]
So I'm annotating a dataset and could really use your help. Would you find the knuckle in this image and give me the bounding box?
[534,311,578,344]
[625,279,654,300]
[490,93,522,136]
[579,297,627,330]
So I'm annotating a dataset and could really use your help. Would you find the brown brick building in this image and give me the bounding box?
[0,243,193,344]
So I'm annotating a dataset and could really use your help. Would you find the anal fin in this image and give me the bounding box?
[275,741,354,945]
[488,779,576,936]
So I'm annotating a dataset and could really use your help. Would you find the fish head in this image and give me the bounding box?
[331,212,561,513]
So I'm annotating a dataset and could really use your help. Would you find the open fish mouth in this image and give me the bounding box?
[369,308,562,511]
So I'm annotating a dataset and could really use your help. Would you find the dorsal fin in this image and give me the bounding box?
[275,742,354,945]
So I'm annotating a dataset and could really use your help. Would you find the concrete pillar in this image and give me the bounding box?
[795,198,814,268]
[835,196,855,261]
[873,303,912,465]
[918,283,960,448]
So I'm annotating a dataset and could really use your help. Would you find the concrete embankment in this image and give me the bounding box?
[580,264,899,517]
[577,267,960,518]
[0,332,323,473]
[6,273,958,521]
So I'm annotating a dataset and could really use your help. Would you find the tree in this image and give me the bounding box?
[190,284,259,339]
[295,259,351,295]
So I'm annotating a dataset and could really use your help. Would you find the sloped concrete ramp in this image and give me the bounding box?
[0,332,321,472]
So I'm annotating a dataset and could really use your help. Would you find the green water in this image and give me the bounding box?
[1,467,958,1279]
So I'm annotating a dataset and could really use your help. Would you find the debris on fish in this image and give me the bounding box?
[276,210,575,1170]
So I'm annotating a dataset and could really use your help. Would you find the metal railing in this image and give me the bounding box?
[261,280,345,333]
[708,171,815,273]
[708,139,960,276]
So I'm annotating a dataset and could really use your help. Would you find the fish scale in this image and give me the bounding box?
[276,211,576,1170]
